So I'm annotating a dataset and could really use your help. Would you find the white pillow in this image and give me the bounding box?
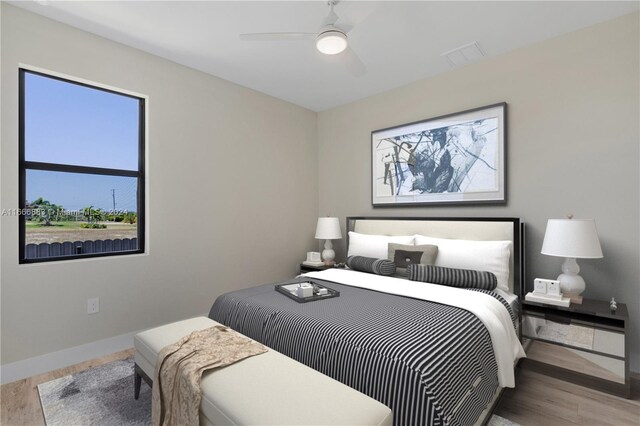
[414,234,512,292]
[347,232,414,260]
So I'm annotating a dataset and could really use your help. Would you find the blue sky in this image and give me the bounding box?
[25,72,140,211]
[27,170,138,212]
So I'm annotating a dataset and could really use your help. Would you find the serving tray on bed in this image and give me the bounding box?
[275,282,340,303]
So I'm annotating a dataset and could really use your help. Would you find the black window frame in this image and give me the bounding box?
[18,68,146,264]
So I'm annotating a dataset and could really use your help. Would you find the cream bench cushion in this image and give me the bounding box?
[134,317,393,426]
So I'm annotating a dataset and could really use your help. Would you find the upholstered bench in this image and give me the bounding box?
[134,317,393,426]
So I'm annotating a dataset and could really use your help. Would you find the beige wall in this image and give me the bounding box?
[318,13,640,371]
[1,4,318,364]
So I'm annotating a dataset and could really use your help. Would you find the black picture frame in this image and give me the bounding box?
[371,102,507,207]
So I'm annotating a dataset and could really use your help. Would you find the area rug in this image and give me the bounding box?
[489,414,521,426]
[38,357,151,426]
[38,356,520,426]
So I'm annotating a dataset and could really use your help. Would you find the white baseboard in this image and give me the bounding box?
[0,330,139,385]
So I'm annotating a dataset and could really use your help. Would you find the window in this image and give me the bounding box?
[19,69,145,263]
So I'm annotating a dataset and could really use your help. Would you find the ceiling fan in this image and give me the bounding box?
[239,0,367,77]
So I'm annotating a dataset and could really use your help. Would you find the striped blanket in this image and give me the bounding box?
[209,275,517,426]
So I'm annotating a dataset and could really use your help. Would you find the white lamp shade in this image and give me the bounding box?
[315,217,342,240]
[316,30,347,55]
[541,219,603,259]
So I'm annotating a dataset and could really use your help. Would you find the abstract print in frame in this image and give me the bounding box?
[371,103,506,206]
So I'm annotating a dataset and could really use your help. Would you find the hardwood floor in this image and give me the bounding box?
[495,368,640,426]
[1,349,638,426]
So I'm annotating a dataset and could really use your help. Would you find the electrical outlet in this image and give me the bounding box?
[87,297,99,314]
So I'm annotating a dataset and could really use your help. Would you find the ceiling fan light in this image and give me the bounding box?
[316,30,347,55]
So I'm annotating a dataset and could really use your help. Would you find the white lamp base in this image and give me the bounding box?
[322,239,335,266]
[557,257,585,303]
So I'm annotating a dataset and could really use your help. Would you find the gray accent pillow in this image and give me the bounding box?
[388,243,438,277]
[407,264,498,291]
[346,256,396,276]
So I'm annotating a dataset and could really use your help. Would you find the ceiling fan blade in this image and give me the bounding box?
[339,23,354,34]
[334,1,378,31]
[240,32,316,42]
[342,47,367,77]
[321,9,340,27]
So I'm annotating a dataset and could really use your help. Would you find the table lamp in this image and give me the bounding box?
[541,217,603,303]
[315,217,342,265]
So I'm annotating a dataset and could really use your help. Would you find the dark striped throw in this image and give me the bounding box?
[407,264,498,290]
[347,255,396,276]
[210,277,516,426]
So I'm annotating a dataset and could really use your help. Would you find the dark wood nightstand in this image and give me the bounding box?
[299,263,334,274]
[521,297,630,398]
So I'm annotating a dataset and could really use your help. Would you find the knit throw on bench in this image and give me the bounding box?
[152,325,268,426]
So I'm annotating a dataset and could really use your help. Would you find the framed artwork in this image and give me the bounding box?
[371,103,506,206]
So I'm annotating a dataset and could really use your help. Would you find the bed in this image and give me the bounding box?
[209,217,525,426]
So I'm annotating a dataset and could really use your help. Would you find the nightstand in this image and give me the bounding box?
[299,263,333,274]
[521,297,630,398]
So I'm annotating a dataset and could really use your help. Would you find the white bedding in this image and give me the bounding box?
[302,268,525,388]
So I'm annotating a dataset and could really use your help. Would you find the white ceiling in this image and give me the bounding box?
[10,1,639,111]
